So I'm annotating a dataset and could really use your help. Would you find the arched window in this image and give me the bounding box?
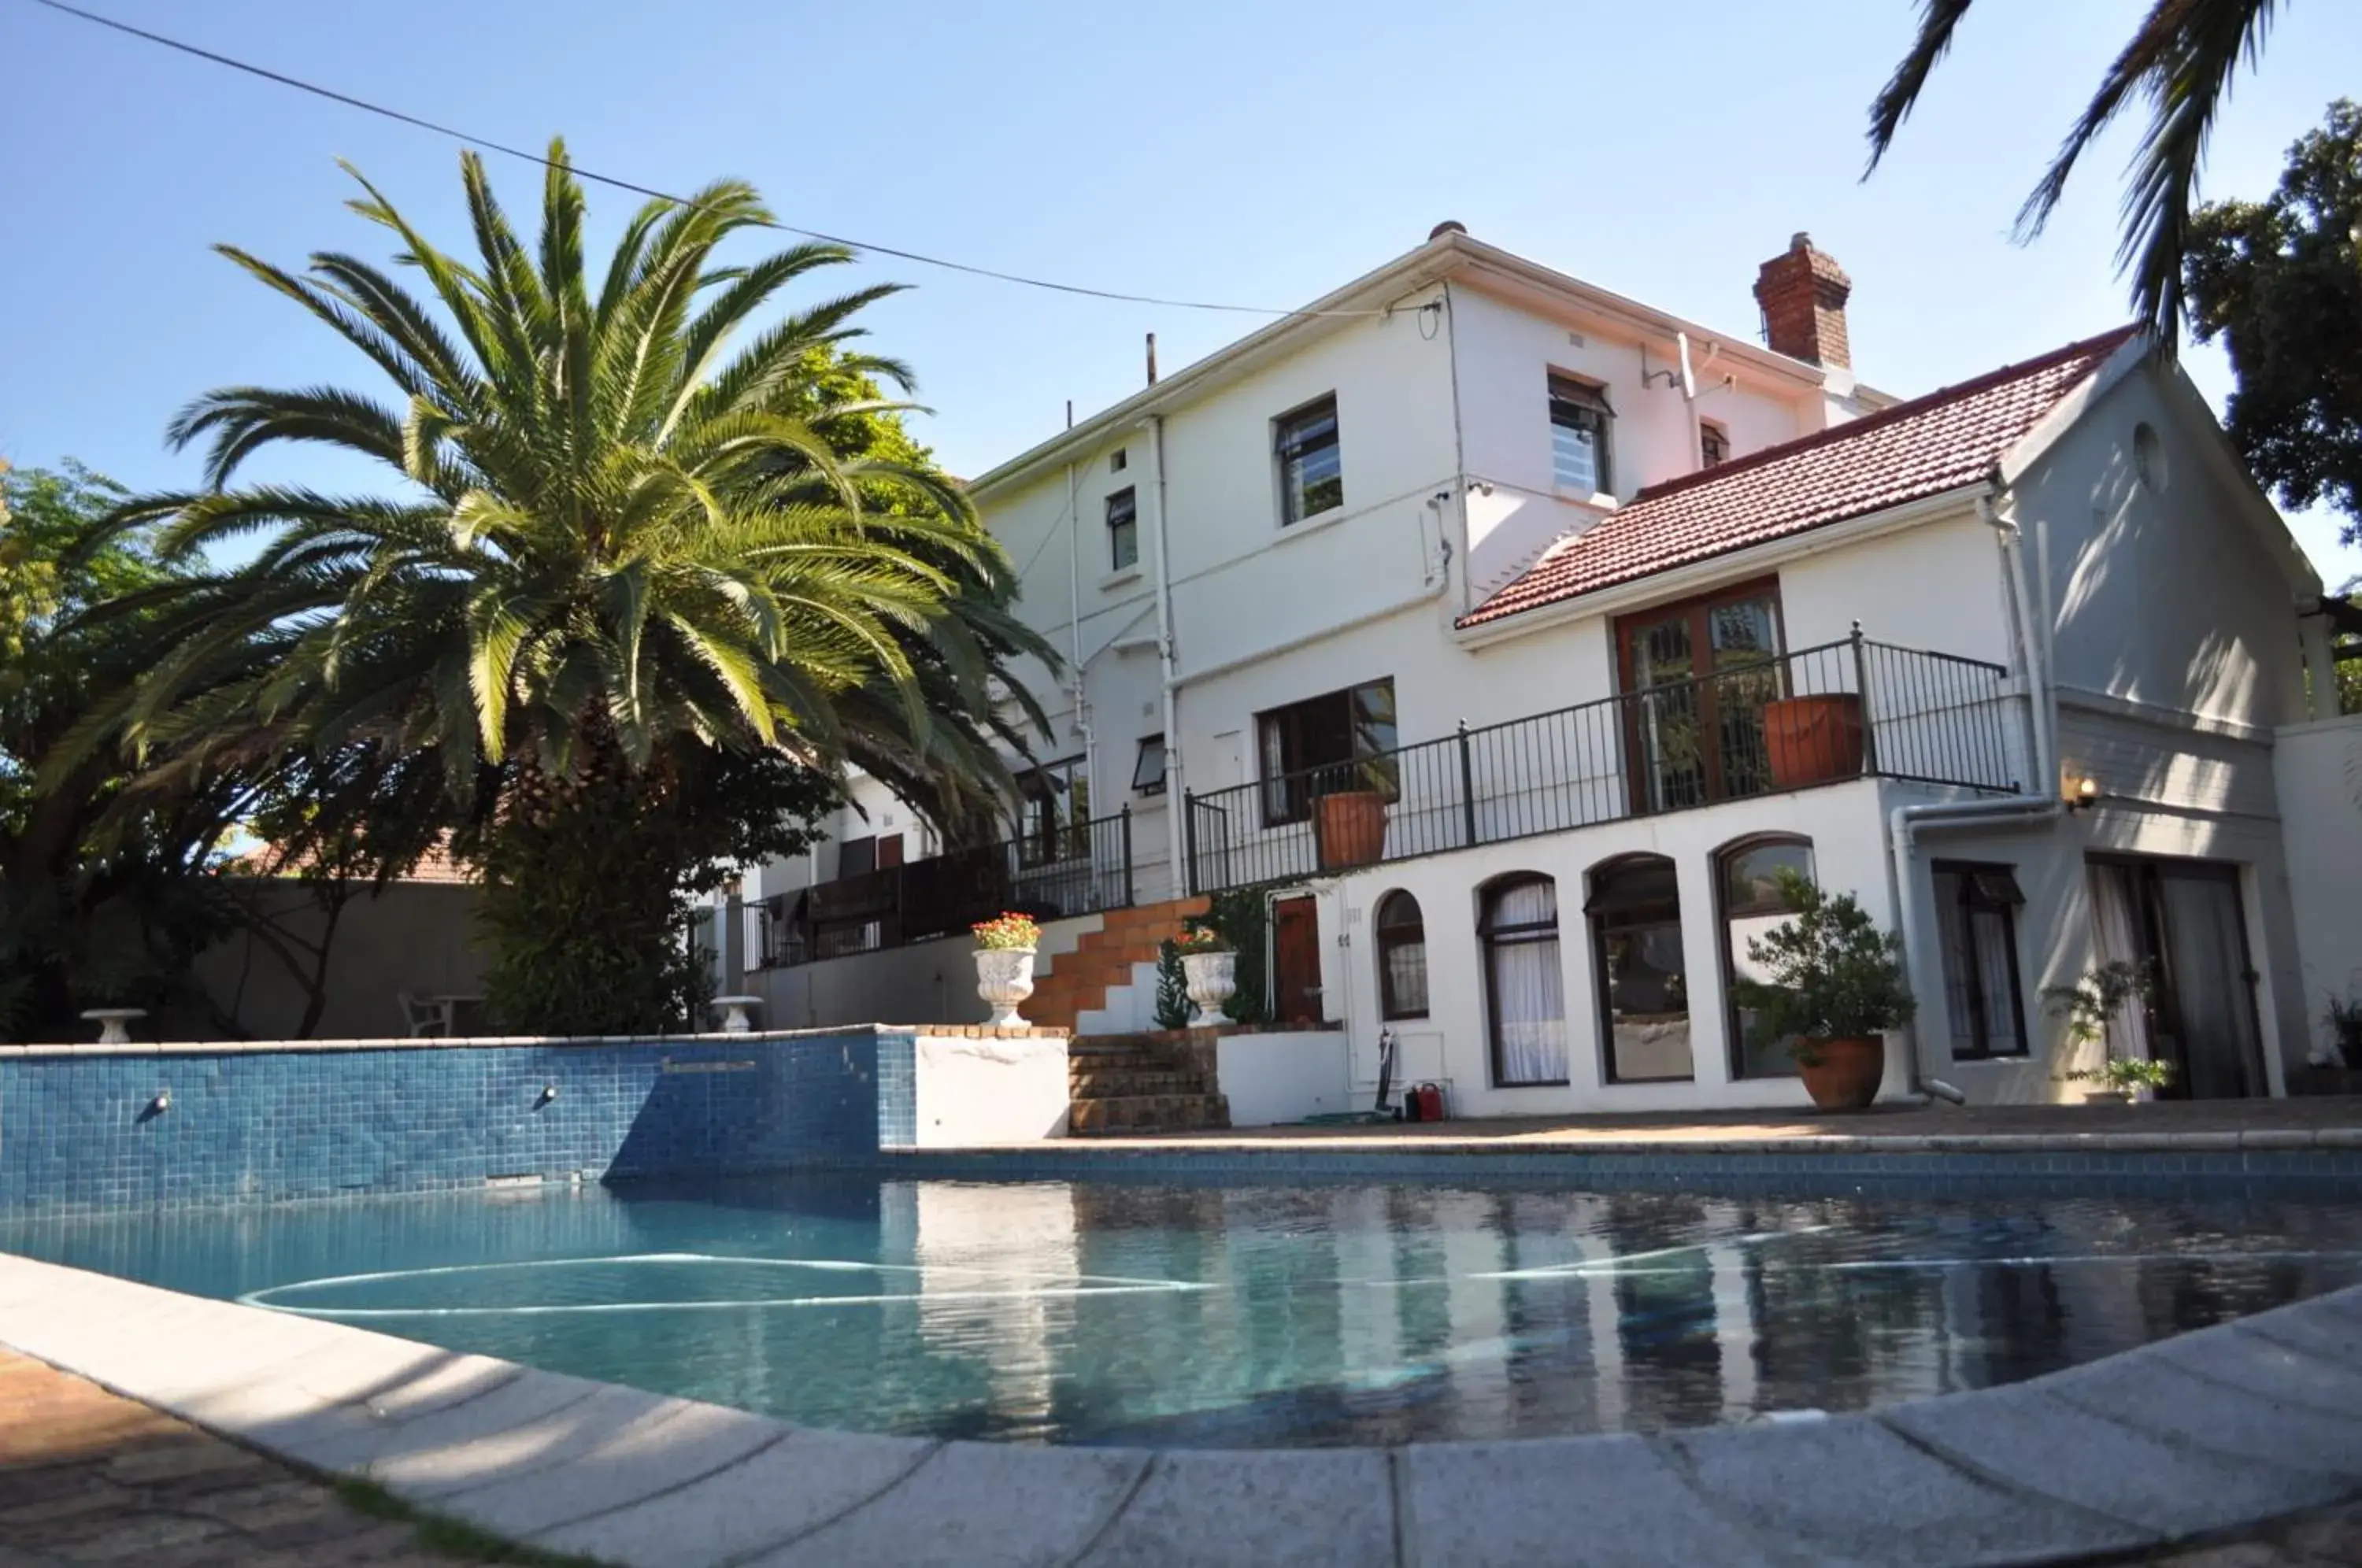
[1481,876,1567,1085]
[1375,891,1428,1020]
[1586,855,1693,1082]
[1719,836,1815,1078]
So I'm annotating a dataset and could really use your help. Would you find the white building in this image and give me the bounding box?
[732,226,2356,1114]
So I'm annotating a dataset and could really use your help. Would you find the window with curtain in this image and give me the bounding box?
[1548,374,1614,494]
[1932,862,2027,1058]
[1376,891,1428,1020]
[1587,855,1693,1082]
[1720,836,1813,1078]
[1483,876,1568,1085]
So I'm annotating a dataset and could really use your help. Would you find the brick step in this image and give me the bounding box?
[1068,1093,1231,1136]
[1069,1070,1215,1100]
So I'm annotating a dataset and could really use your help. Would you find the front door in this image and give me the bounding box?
[2086,857,2266,1100]
[1272,895,1324,1025]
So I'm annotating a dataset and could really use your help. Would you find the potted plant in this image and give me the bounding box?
[1761,690,1866,790]
[971,912,1041,1027]
[2044,961,2168,1101]
[1734,870,1915,1111]
[1314,757,1393,871]
[1175,926,1237,1023]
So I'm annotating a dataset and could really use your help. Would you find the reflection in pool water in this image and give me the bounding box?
[5,1174,2359,1448]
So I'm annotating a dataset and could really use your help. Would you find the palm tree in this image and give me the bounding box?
[87,142,1053,1033]
[1864,0,2284,348]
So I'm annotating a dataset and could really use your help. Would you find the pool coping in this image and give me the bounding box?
[2,1252,2357,1567]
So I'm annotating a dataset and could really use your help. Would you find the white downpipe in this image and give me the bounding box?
[1064,460,1095,813]
[1146,414,1183,891]
[1886,485,2064,1085]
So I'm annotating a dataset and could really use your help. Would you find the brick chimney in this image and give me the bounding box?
[1753,233,1853,368]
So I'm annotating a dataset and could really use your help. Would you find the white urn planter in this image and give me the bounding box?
[1181,951,1237,1023]
[974,948,1038,1028]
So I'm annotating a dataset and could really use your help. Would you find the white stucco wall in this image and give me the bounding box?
[907,1033,1072,1145]
[1213,1030,1353,1126]
[1320,779,1898,1119]
[2273,716,2362,1062]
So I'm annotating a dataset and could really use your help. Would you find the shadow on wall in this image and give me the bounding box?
[192,881,487,1041]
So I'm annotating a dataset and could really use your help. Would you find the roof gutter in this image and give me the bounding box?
[1451,483,1986,650]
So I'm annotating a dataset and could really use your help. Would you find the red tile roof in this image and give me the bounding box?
[1458,326,2141,629]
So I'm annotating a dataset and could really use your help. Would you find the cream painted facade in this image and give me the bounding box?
[731,227,2343,1113]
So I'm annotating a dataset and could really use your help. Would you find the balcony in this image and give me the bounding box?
[1183,634,2019,896]
[758,812,1136,967]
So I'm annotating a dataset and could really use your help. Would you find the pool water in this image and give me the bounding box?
[6,1174,2360,1448]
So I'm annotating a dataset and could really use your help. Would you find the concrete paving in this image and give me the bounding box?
[5,1251,2361,1566]
[931,1093,2362,1154]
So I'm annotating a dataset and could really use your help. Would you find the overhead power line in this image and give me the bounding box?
[27,0,1390,320]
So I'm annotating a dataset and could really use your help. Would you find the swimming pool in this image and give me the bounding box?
[6,1172,2359,1448]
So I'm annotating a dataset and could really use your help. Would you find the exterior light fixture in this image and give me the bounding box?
[2070,775,2101,811]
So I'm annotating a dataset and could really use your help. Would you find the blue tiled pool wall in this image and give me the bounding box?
[0,1031,913,1215]
[875,1145,2362,1197]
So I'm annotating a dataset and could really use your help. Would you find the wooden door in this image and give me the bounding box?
[1272,895,1324,1025]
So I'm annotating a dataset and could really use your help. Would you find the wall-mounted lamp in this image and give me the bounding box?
[2068,775,2101,811]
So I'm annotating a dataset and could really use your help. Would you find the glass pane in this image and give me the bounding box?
[1969,907,2023,1053]
[1383,936,1428,1019]
[1931,871,1978,1046]
[1551,422,1598,491]
[1109,519,1138,571]
[1629,617,1704,812]
[1490,930,1568,1084]
[1723,841,1812,915]
[1710,597,1781,801]
[1486,877,1557,931]
[1601,919,1692,1081]
[2157,872,2260,1099]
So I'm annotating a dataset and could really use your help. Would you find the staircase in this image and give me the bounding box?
[1024,894,1209,1034]
[1068,1033,1231,1136]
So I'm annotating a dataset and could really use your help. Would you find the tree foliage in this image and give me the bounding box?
[1,464,244,1038]
[1864,0,2286,348]
[1732,871,1916,1060]
[2186,99,2362,538]
[83,142,1056,1034]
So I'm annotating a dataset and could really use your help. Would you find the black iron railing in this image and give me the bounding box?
[757,807,1135,968]
[1185,632,2016,895]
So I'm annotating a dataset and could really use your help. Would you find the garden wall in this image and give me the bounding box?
[192,879,487,1041]
[0,1025,1068,1216]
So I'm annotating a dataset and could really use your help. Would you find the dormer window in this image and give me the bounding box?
[1700,420,1730,468]
[1548,374,1614,495]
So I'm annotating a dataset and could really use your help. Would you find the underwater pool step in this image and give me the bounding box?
[1068,1092,1232,1135]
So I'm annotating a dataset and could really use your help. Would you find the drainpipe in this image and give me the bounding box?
[1146,413,1183,892]
[1886,483,2064,1086]
[1064,459,1095,814]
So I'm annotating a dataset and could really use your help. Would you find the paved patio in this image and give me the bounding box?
[1064,1093,2362,1152]
[0,1351,513,1566]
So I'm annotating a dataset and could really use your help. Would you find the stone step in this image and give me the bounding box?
[1068,1093,1231,1136]
[1068,1069,1214,1100]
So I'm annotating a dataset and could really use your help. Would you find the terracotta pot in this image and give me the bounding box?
[1796,1035,1884,1111]
[1316,790,1388,870]
[1763,694,1865,790]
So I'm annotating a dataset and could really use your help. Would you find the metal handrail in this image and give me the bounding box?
[1185,631,2018,896]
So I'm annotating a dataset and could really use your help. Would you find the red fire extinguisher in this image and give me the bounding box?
[1411,1082,1446,1122]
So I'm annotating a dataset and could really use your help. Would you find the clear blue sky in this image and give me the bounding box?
[3,0,2356,582]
